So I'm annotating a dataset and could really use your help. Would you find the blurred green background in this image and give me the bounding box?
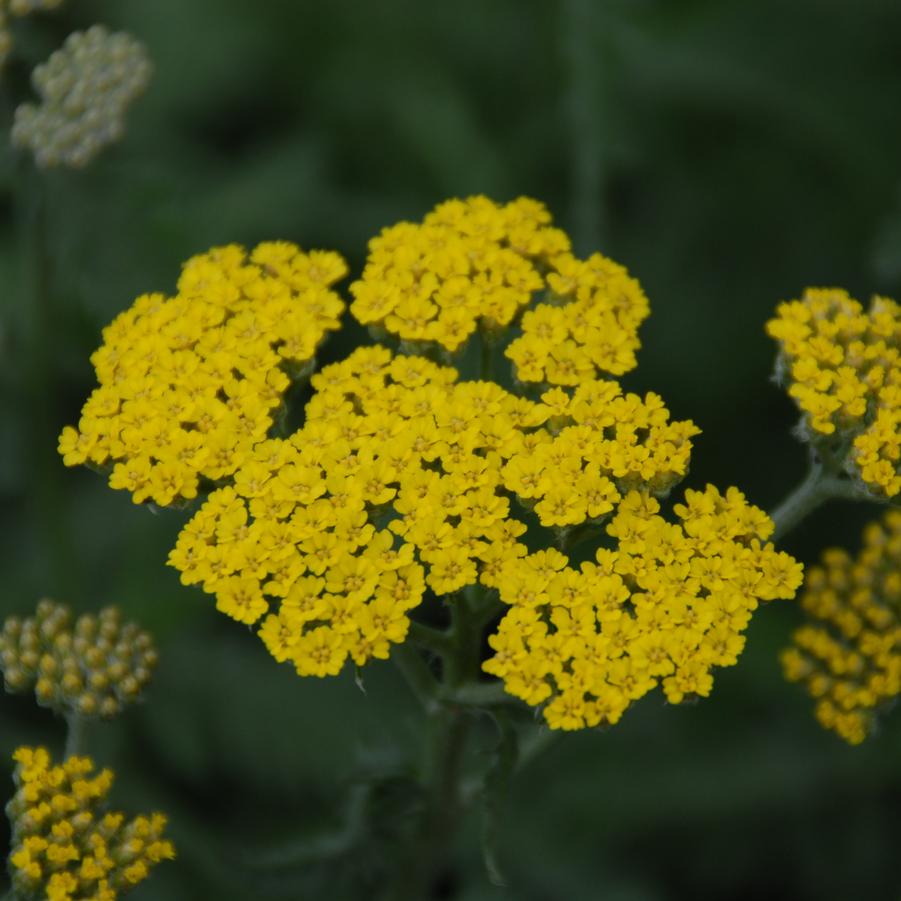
[3,0,901,898]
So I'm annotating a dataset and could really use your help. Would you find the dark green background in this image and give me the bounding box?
[2,1,901,898]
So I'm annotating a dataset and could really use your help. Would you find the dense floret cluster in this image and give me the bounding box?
[487,488,801,729]
[12,25,152,168]
[505,252,649,385]
[6,747,174,900]
[57,196,806,732]
[781,510,901,744]
[58,242,347,506]
[767,287,901,496]
[349,197,649,382]
[168,344,801,726]
[0,600,157,719]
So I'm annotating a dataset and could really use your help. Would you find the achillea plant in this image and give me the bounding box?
[0,600,157,720]
[57,243,347,506]
[6,747,174,900]
[767,287,901,497]
[53,194,901,892]
[781,510,901,744]
[11,25,151,168]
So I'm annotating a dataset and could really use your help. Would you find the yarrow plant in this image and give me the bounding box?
[42,195,901,892]
[6,747,174,900]
[2,602,174,899]
[781,510,901,744]
[11,25,151,168]
[57,242,347,506]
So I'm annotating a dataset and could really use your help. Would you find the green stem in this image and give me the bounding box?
[391,644,442,714]
[401,705,471,898]
[16,167,75,597]
[479,332,495,383]
[563,0,605,254]
[769,460,867,542]
[64,712,85,759]
[407,620,454,658]
[449,681,512,708]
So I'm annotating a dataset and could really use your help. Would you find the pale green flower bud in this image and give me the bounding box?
[12,25,152,168]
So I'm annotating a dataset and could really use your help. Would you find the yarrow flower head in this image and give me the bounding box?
[0,600,157,719]
[58,242,347,506]
[767,287,901,496]
[6,746,175,900]
[781,510,901,744]
[349,196,649,383]
[168,343,802,728]
[11,25,151,168]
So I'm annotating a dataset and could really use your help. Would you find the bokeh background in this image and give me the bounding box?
[2,1,901,898]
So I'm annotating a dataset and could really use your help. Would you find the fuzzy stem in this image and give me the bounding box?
[391,643,442,714]
[769,460,868,542]
[64,712,85,759]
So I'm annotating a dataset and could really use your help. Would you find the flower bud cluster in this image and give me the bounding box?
[11,25,151,168]
[58,242,347,506]
[781,510,901,744]
[6,746,174,900]
[0,600,157,719]
[349,196,649,381]
[767,287,901,496]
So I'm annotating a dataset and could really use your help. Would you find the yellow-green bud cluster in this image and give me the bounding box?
[0,600,157,719]
[6,746,174,900]
[11,25,151,168]
[767,287,901,496]
[58,242,347,506]
[781,510,901,744]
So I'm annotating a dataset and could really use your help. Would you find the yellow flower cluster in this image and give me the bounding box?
[0,600,157,719]
[167,344,800,724]
[58,242,347,506]
[350,196,560,351]
[7,747,174,901]
[486,487,802,729]
[349,195,644,371]
[505,252,649,385]
[781,510,901,744]
[767,287,901,496]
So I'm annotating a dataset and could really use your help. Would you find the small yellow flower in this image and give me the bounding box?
[6,747,174,899]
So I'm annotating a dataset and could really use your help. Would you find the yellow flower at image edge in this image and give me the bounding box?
[782,509,901,744]
[767,287,901,496]
[6,747,174,900]
[58,241,347,507]
[168,344,802,730]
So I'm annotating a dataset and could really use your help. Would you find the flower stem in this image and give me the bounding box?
[64,712,85,759]
[769,459,869,542]
[391,644,441,714]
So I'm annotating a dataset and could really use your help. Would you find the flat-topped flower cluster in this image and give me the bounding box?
[350,196,649,384]
[62,195,803,731]
[767,287,901,496]
[58,242,347,506]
